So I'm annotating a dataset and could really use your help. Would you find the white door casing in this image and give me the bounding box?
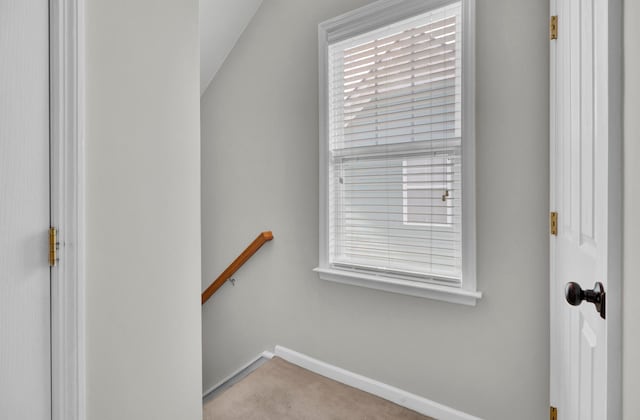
[549,0,622,419]
[0,1,85,419]
[50,0,86,419]
[0,1,51,418]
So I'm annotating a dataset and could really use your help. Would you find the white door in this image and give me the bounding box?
[550,0,622,419]
[0,1,52,419]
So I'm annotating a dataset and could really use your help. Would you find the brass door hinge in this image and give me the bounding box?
[550,406,558,420]
[550,15,558,40]
[49,227,58,267]
[550,212,558,236]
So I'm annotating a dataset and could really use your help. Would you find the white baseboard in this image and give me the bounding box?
[274,346,482,420]
[202,351,273,399]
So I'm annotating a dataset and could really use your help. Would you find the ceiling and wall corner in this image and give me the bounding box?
[199,0,263,95]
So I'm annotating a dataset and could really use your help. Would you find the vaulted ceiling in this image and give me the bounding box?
[199,0,263,95]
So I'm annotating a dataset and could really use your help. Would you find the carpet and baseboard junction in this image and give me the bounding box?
[203,356,432,420]
[203,346,481,420]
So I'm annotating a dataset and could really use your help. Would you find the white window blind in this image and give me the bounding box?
[327,1,463,283]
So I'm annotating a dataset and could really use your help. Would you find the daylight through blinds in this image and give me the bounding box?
[328,1,463,283]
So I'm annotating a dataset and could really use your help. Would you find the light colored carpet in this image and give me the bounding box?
[203,357,434,420]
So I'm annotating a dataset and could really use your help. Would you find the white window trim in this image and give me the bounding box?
[316,0,479,306]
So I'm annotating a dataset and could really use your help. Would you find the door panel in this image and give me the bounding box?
[550,0,620,418]
[0,1,51,418]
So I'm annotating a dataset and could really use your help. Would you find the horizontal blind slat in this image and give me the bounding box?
[342,104,459,128]
[341,22,457,65]
[337,128,459,147]
[343,38,457,74]
[342,15,456,54]
[338,72,458,100]
[342,79,456,109]
[343,53,457,87]
[342,66,457,96]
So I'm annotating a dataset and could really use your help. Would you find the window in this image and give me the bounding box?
[316,0,479,305]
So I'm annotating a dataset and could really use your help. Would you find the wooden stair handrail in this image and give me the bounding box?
[201,231,274,305]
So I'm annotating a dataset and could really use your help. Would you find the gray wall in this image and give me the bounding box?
[201,1,549,418]
[85,1,202,419]
[623,0,640,417]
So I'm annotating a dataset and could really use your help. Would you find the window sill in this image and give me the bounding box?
[313,267,482,306]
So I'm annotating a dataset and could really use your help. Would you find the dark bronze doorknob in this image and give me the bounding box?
[565,282,606,319]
